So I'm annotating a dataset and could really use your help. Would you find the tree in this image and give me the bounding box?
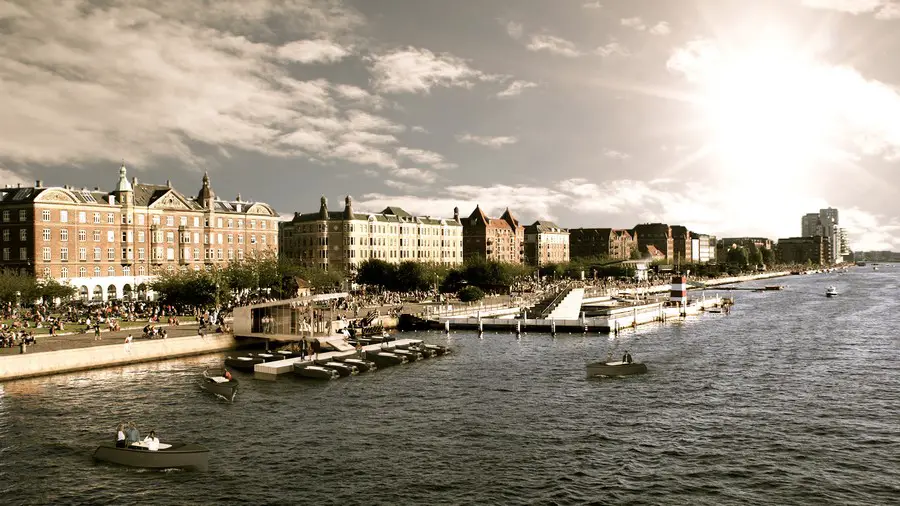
[747,243,763,267]
[458,286,485,302]
[393,261,430,292]
[725,246,749,267]
[760,247,775,267]
[356,259,396,289]
[150,271,217,307]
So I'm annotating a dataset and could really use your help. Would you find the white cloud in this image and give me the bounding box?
[411,126,429,134]
[649,21,671,35]
[603,149,631,160]
[277,39,351,64]
[391,167,437,183]
[383,180,417,191]
[331,142,397,168]
[506,21,524,40]
[801,0,886,15]
[368,47,494,94]
[526,34,582,57]
[595,42,630,57]
[340,131,398,145]
[840,207,900,250]
[620,17,646,31]
[497,80,538,98]
[333,84,386,109]
[397,147,457,169]
[875,1,900,18]
[456,133,519,148]
[0,167,31,187]
[582,2,603,9]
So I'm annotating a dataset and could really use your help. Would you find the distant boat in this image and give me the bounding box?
[825,286,838,297]
[586,360,648,378]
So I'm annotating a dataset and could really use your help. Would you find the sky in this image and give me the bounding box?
[2,0,900,250]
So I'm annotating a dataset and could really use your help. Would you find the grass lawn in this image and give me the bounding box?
[2,315,198,336]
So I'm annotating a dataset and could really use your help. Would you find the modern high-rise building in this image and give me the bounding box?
[0,165,280,301]
[800,207,842,264]
[279,196,463,272]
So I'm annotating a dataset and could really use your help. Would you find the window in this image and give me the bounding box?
[166,247,174,260]
[1,230,7,242]
[93,212,100,224]
[238,250,244,261]
[250,220,256,229]
[107,231,114,242]
[42,247,50,261]
[42,229,50,241]
[121,214,127,224]
[78,211,86,223]
[217,233,222,245]
[94,267,101,277]
[43,267,51,278]
[238,235,244,244]
[262,235,267,245]
[60,247,68,261]
[180,216,187,227]
[1,210,8,222]
[19,247,26,260]
[79,267,86,278]
[250,235,256,244]
[217,248,223,260]
[137,214,145,225]
[19,229,27,241]
[227,219,233,228]
[121,248,127,260]
[138,248,145,261]
[78,230,86,241]
[42,210,51,221]
[93,230,100,242]
[152,215,160,225]
[60,229,68,241]
[107,213,114,224]
[204,234,209,245]
[166,216,174,226]
[107,248,115,261]
[138,266,145,276]
[193,247,199,260]
[193,232,199,244]
[61,267,68,279]
[123,266,130,276]
[227,234,233,244]
[93,247,101,261]
[261,220,267,230]
[60,210,68,223]
[138,231,145,243]
[19,210,26,222]
[107,267,115,277]
[2,248,9,260]
[228,249,234,260]
[238,220,243,229]
[217,218,222,228]
[79,247,86,261]
[122,232,127,242]
[193,217,200,227]
[166,231,174,243]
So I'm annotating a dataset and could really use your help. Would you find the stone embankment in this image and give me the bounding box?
[0,333,238,381]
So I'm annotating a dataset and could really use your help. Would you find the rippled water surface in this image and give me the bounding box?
[2,268,899,505]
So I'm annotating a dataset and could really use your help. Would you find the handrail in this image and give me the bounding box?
[539,283,573,319]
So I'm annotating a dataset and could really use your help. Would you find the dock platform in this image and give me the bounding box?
[254,338,423,380]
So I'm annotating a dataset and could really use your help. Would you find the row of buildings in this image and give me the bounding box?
[0,166,849,301]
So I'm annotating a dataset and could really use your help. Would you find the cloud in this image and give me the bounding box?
[277,39,351,64]
[383,180,418,191]
[0,0,408,171]
[620,17,647,31]
[840,207,900,250]
[411,126,429,133]
[582,2,602,9]
[595,42,630,57]
[390,167,437,183]
[801,0,887,15]
[603,149,631,160]
[396,147,457,169]
[497,80,538,98]
[649,22,671,35]
[456,133,519,148]
[875,1,900,18]
[526,34,582,57]
[0,167,31,187]
[506,21,524,40]
[368,47,495,94]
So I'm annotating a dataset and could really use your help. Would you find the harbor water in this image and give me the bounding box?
[1,268,898,505]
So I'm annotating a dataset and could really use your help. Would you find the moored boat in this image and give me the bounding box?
[93,441,210,471]
[586,360,648,378]
[367,352,407,367]
[339,358,377,372]
[318,361,359,377]
[201,369,238,401]
[293,364,340,380]
[224,355,264,372]
[391,349,421,362]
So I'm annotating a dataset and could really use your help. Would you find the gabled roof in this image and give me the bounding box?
[500,208,519,229]
[526,220,567,233]
[381,206,412,218]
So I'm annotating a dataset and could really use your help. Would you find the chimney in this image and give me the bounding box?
[132,176,138,185]
[94,187,100,191]
[17,183,21,188]
[166,179,171,188]
[109,195,116,206]
[35,180,43,188]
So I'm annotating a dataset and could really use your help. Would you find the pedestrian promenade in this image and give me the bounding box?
[0,323,203,356]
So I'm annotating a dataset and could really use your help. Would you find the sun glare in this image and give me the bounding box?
[698,42,834,181]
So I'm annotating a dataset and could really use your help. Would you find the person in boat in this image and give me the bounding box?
[142,431,160,451]
[116,424,127,448]
[125,421,140,446]
[223,369,233,381]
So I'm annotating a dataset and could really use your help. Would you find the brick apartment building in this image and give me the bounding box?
[777,236,825,265]
[279,196,463,272]
[569,228,637,261]
[462,206,524,264]
[0,165,279,302]
[632,223,674,261]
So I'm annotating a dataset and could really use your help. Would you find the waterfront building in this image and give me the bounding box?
[524,221,569,266]
[632,223,674,261]
[799,208,842,264]
[0,165,280,301]
[777,236,825,265]
[690,232,717,264]
[569,228,637,261]
[801,213,820,238]
[462,206,524,264]
[671,226,692,266]
[279,196,463,272]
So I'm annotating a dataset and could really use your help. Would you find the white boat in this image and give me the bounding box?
[825,286,838,297]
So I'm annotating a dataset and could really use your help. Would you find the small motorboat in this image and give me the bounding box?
[93,441,210,471]
[825,286,838,297]
[293,364,340,380]
[422,344,449,356]
[224,355,264,372]
[318,361,359,377]
[586,360,648,378]
[391,349,421,362]
[201,369,238,401]
[339,358,377,372]
[367,352,407,368]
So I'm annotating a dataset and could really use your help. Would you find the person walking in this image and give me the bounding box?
[94,323,101,341]
[124,334,133,353]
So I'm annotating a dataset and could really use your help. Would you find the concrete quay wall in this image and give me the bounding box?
[0,334,239,382]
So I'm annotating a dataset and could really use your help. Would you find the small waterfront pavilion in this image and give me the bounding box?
[232,292,348,341]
